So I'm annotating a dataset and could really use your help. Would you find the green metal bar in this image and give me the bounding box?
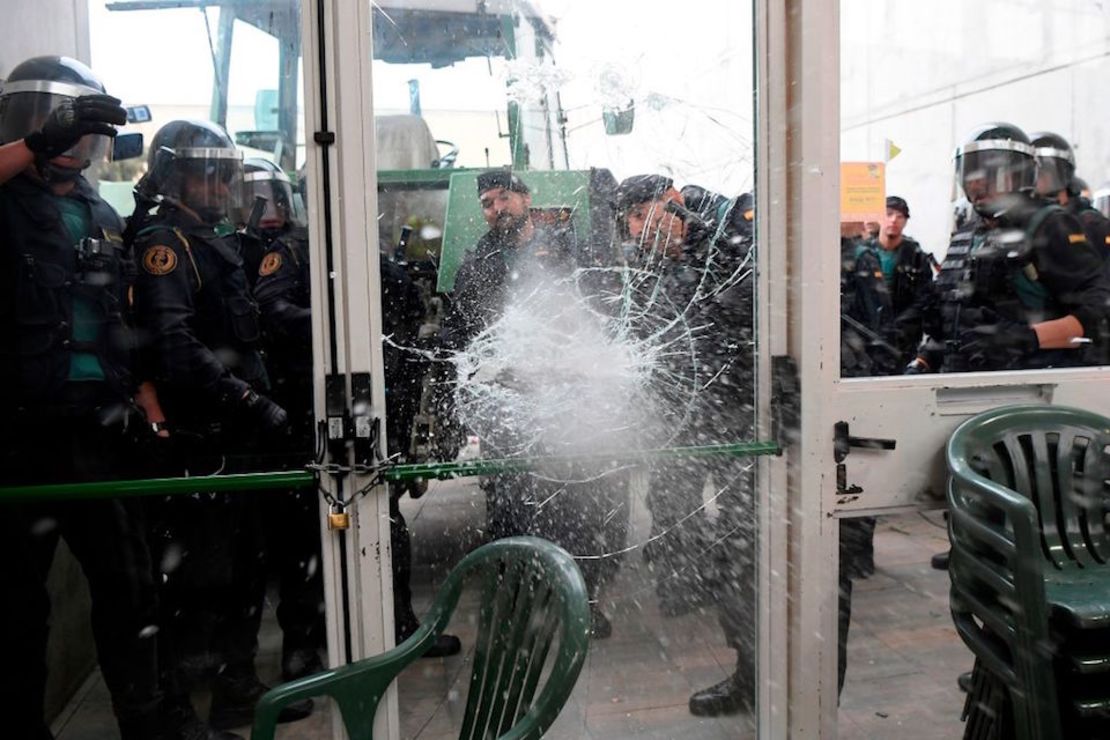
[384,441,781,482]
[0,471,314,503]
[0,441,779,502]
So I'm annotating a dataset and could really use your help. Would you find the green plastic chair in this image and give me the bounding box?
[251,536,590,740]
[946,404,1110,739]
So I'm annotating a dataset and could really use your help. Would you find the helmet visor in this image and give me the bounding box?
[956,140,1035,207]
[176,149,244,223]
[0,90,111,165]
[1033,150,1075,196]
[240,169,296,229]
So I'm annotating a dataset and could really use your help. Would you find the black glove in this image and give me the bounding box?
[957,314,1038,370]
[241,389,289,432]
[24,94,127,159]
[903,359,928,375]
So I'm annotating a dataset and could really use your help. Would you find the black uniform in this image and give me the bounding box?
[379,258,434,639]
[842,238,895,376]
[920,198,1110,373]
[0,173,161,739]
[639,193,758,705]
[130,204,273,711]
[441,220,628,606]
[442,223,575,351]
[248,227,327,678]
[1067,194,1110,258]
[253,233,433,646]
[857,235,934,369]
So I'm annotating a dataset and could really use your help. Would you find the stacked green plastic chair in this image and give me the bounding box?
[251,536,590,740]
[947,405,1110,739]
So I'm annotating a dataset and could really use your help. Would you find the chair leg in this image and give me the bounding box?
[962,658,1015,740]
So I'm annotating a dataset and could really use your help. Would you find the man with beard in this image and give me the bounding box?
[440,168,624,639]
[614,174,757,718]
[442,169,575,346]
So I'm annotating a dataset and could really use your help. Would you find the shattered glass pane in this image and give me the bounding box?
[373,0,760,736]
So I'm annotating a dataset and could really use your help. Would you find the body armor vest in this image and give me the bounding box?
[0,176,133,409]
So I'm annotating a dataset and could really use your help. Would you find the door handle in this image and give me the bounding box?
[834,421,896,497]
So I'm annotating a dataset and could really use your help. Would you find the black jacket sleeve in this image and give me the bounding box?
[1034,212,1110,335]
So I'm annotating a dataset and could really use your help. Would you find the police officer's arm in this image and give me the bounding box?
[891,252,935,359]
[380,260,426,344]
[133,235,253,404]
[1,95,126,185]
[440,259,484,351]
[1031,216,1110,350]
[254,247,311,344]
[903,283,943,372]
[1077,210,1110,257]
[0,141,34,184]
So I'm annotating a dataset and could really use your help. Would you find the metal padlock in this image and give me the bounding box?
[327,504,350,531]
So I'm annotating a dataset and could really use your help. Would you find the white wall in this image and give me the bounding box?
[1,0,90,77]
[842,0,1110,258]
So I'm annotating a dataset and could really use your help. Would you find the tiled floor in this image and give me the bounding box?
[54,482,972,739]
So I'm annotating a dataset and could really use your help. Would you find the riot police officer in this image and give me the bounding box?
[0,56,163,740]
[236,157,329,679]
[1030,131,1110,256]
[909,123,1110,374]
[129,120,311,732]
[614,174,757,717]
[250,166,461,658]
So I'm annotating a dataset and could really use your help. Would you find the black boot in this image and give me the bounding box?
[957,671,973,693]
[589,605,612,640]
[396,619,462,658]
[689,673,753,717]
[159,697,245,740]
[281,646,324,682]
[931,550,950,570]
[208,671,313,730]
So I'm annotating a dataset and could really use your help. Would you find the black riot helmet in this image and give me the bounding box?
[1070,175,1090,199]
[955,122,1036,217]
[1029,131,1076,198]
[144,119,243,224]
[0,56,113,168]
[241,157,299,234]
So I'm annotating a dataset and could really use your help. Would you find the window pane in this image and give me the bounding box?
[371,1,762,737]
[839,1,1110,380]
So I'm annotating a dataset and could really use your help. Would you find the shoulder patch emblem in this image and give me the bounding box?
[259,252,283,277]
[142,245,177,276]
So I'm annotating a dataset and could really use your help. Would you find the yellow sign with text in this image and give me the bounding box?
[841,162,886,223]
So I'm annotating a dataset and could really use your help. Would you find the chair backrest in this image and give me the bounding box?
[950,404,1110,569]
[251,536,590,740]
